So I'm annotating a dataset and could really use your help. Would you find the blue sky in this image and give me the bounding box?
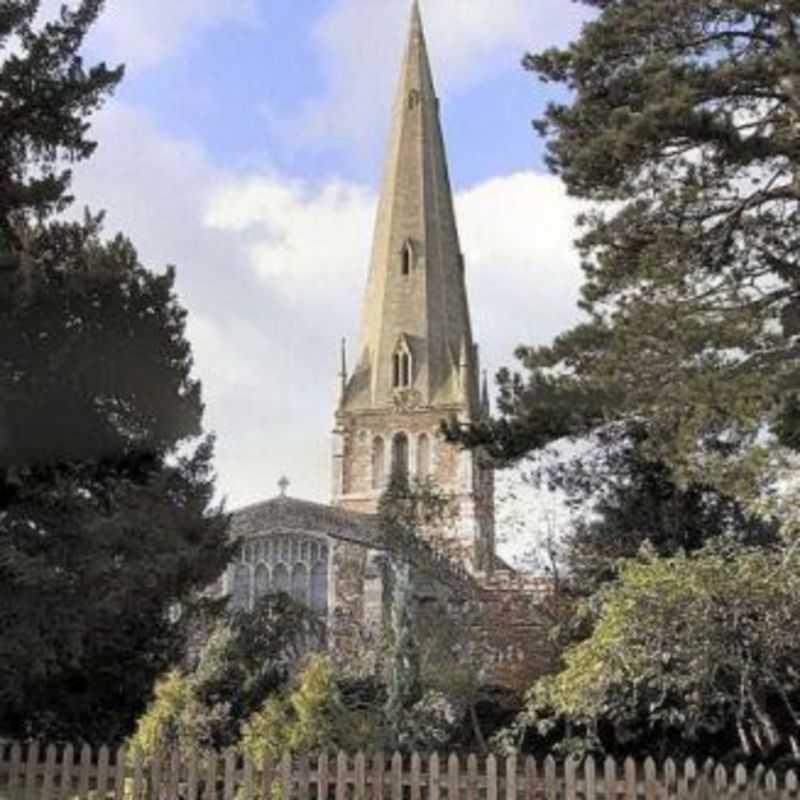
[106,1,564,185]
[47,0,592,549]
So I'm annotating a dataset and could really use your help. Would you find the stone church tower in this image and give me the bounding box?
[333,1,495,573]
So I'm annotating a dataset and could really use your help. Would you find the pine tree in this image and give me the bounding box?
[0,0,123,222]
[470,3,800,755]
[472,0,800,498]
[0,3,231,743]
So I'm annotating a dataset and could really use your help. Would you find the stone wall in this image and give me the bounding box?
[224,496,556,696]
[333,406,494,572]
[473,571,559,693]
[329,540,371,661]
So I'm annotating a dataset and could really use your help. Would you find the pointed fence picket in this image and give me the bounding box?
[0,742,798,800]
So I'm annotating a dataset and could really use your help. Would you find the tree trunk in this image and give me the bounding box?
[470,702,488,754]
[736,721,753,757]
[748,686,782,750]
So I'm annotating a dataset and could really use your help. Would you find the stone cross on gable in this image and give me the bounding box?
[278,476,290,497]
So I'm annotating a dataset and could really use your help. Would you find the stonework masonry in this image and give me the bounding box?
[328,0,545,691]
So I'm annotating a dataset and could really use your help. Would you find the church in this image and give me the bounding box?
[221,2,550,693]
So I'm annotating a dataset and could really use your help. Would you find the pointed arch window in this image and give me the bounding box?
[232,564,251,610]
[392,432,410,479]
[311,561,328,614]
[291,564,309,604]
[372,436,386,489]
[273,563,289,594]
[254,563,270,600]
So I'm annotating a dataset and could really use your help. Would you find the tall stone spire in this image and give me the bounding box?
[333,2,494,575]
[342,0,478,414]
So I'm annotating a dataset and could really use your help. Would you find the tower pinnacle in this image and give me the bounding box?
[338,338,348,404]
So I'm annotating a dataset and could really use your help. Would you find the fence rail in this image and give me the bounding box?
[1,743,798,800]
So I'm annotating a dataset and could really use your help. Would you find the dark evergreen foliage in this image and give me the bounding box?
[473,0,800,762]
[0,220,233,743]
[457,0,800,494]
[551,424,778,597]
[0,2,231,743]
[0,0,123,223]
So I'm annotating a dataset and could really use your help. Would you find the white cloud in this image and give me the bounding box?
[200,168,585,518]
[205,167,586,368]
[31,0,260,70]
[68,101,365,508]
[281,0,587,153]
[458,171,587,375]
[97,0,259,69]
[69,102,585,549]
[206,177,374,296]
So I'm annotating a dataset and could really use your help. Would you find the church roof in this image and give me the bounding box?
[231,495,380,547]
[342,0,478,414]
[230,492,477,593]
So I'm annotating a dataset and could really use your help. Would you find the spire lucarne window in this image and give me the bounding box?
[401,240,414,276]
[393,338,413,388]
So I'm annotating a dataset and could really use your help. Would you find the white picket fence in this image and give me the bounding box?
[1,742,797,800]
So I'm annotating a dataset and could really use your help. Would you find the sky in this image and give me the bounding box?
[48,0,592,554]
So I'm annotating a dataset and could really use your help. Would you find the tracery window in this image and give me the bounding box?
[232,534,330,617]
[273,563,289,594]
[291,563,309,604]
[311,562,328,613]
[232,564,250,610]
[254,563,270,600]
